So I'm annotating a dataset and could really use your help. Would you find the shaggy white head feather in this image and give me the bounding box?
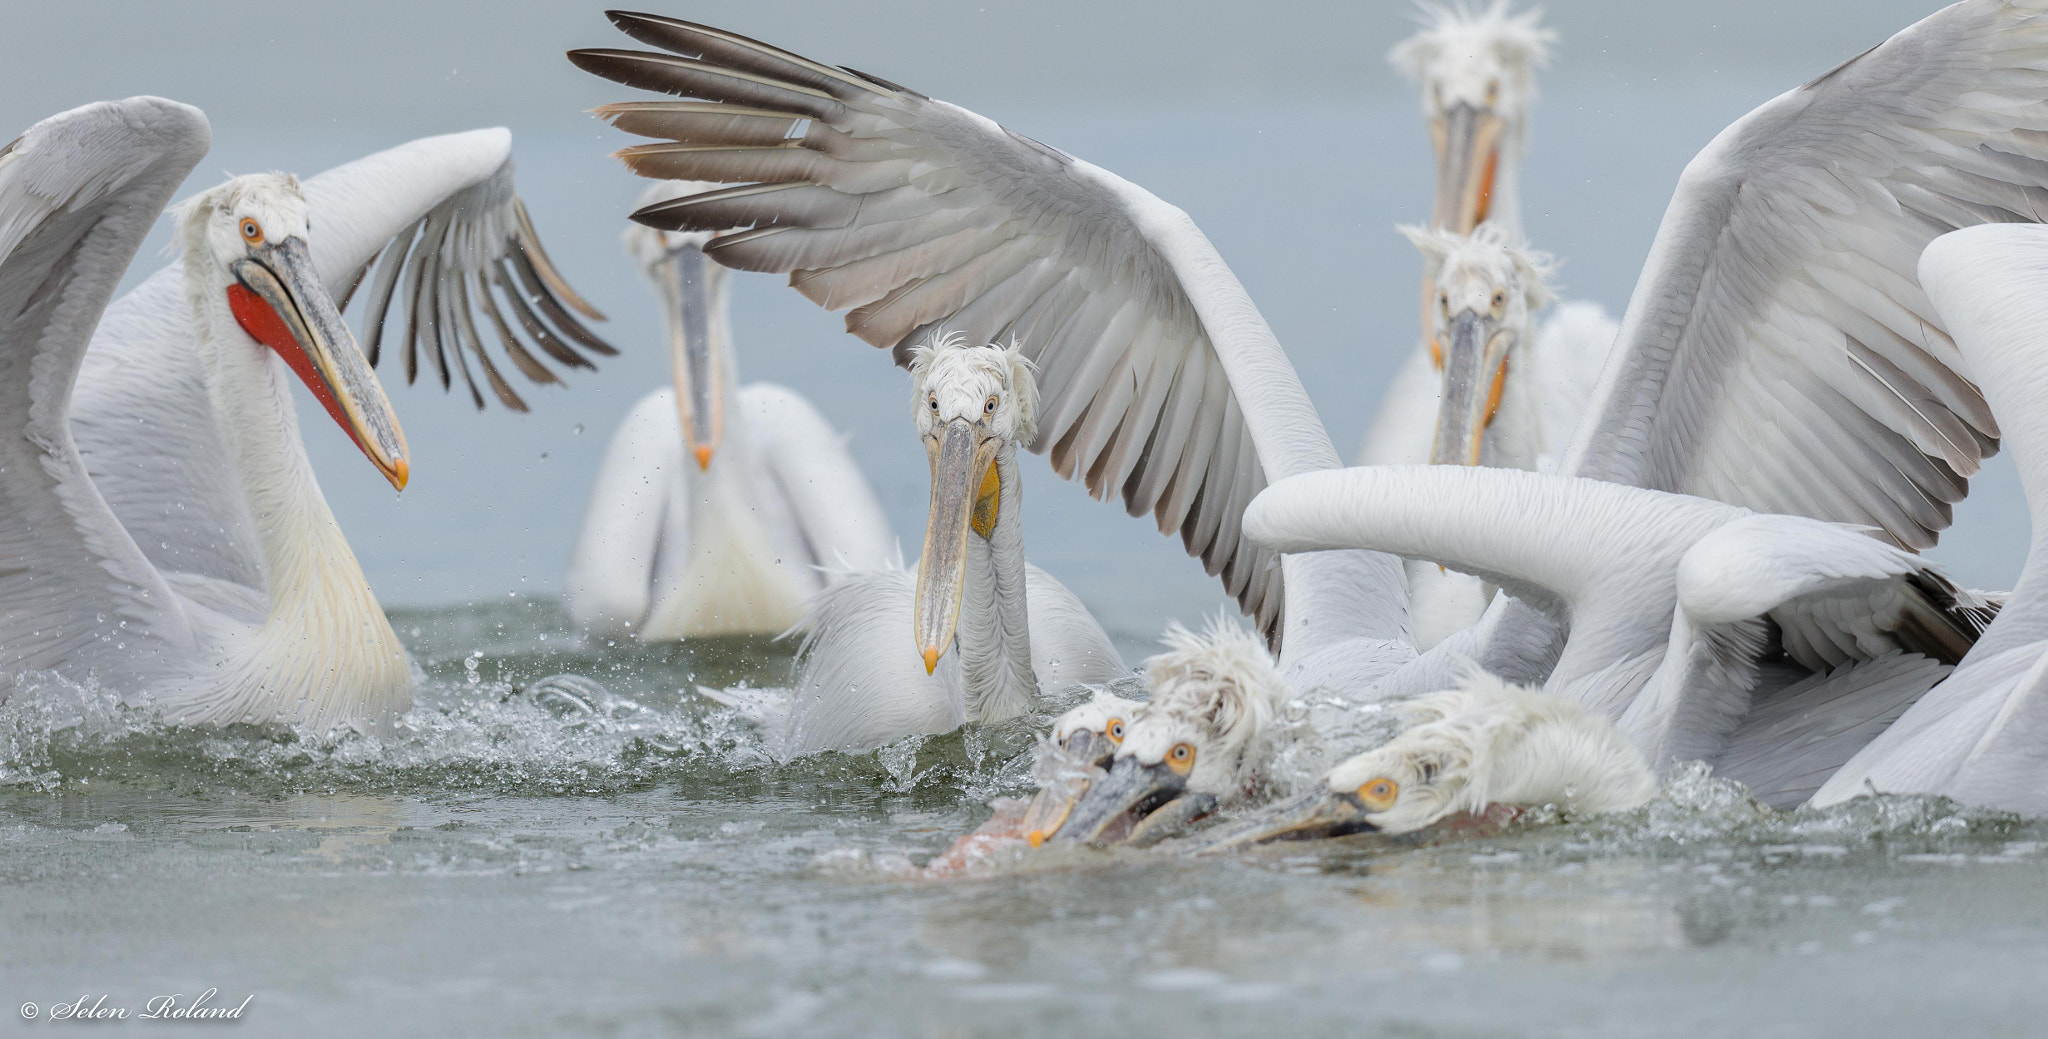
[1323,666,1656,834]
[1117,613,1290,798]
[907,330,1038,446]
[1389,1,1556,124]
[177,173,310,276]
[1401,221,1556,321]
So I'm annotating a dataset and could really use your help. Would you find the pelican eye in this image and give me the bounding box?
[239,218,264,245]
[1105,718,1126,744]
[1165,742,1196,775]
[929,396,939,412]
[1491,290,1507,312]
[1439,292,1450,315]
[984,395,998,414]
[1486,79,1500,104]
[1358,778,1399,812]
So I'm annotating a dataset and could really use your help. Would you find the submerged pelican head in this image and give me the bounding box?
[907,331,1038,675]
[1053,616,1283,845]
[1207,670,1656,849]
[1020,688,1144,846]
[180,174,409,490]
[1402,223,1554,466]
[1391,1,1553,234]
[624,180,732,471]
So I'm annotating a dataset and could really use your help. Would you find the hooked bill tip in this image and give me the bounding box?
[694,445,714,470]
[389,457,410,492]
[922,646,940,675]
[1027,830,1045,848]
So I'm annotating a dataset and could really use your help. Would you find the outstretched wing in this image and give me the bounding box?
[0,98,210,682]
[569,12,1401,647]
[73,129,616,593]
[305,128,613,412]
[1571,0,2048,549]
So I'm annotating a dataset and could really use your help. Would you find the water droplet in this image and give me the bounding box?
[572,423,585,435]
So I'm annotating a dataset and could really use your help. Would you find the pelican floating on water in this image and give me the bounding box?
[565,180,893,640]
[777,334,1126,754]
[0,100,609,734]
[571,13,1415,750]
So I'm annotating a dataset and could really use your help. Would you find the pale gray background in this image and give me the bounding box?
[0,0,2019,638]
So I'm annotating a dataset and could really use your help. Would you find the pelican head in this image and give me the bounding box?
[625,180,732,471]
[1053,617,1283,845]
[908,331,1037,675]
[1402,223,1554,466]
[1019,688,1144,846]
[1206,671,1656,848]
[180,174,409,490]
[1391,1,1554,233]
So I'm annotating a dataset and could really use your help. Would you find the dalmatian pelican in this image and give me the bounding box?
[1363,2,1622,648]
[564,180,893,640]
[0,99,609,735]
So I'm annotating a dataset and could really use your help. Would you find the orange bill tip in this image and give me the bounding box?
[694,444,714,470]
[922,646,940,675]
[1026,830,1045,848]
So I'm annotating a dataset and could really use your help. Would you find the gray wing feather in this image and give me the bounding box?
[571,14,1411,648]
[0,98,212,682]
[1571,0,2048,549]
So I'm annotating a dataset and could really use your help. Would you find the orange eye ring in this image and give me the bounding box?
[1359,778,1399,812]
[1165,742,1196,775]
[1105,718,1125,744]
[239,218,264,245]
[984,395,998,414]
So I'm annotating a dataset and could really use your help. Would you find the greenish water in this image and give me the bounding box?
[5,601,2048,1038]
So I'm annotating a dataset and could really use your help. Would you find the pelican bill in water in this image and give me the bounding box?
[1049,615,1290,846]
[565,180,893,641]
[572,14,1416,750]
[1808,224,2048,815]
[1209,669,1657,847]
[4,102,610,734]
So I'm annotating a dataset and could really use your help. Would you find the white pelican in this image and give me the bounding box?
[1365,1,1621,649]
[570,14,1415,747]
[777,333,1127,754]
[1372,224,1566,649]
[1809,224,2048,815]
[1246,463,1991,808]
[563,180,893,640]
[1,100,609,735]
[1208,669,1657,846]
[1051,616,1289,845]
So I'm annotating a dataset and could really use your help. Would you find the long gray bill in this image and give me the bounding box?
[913,418,997,675]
